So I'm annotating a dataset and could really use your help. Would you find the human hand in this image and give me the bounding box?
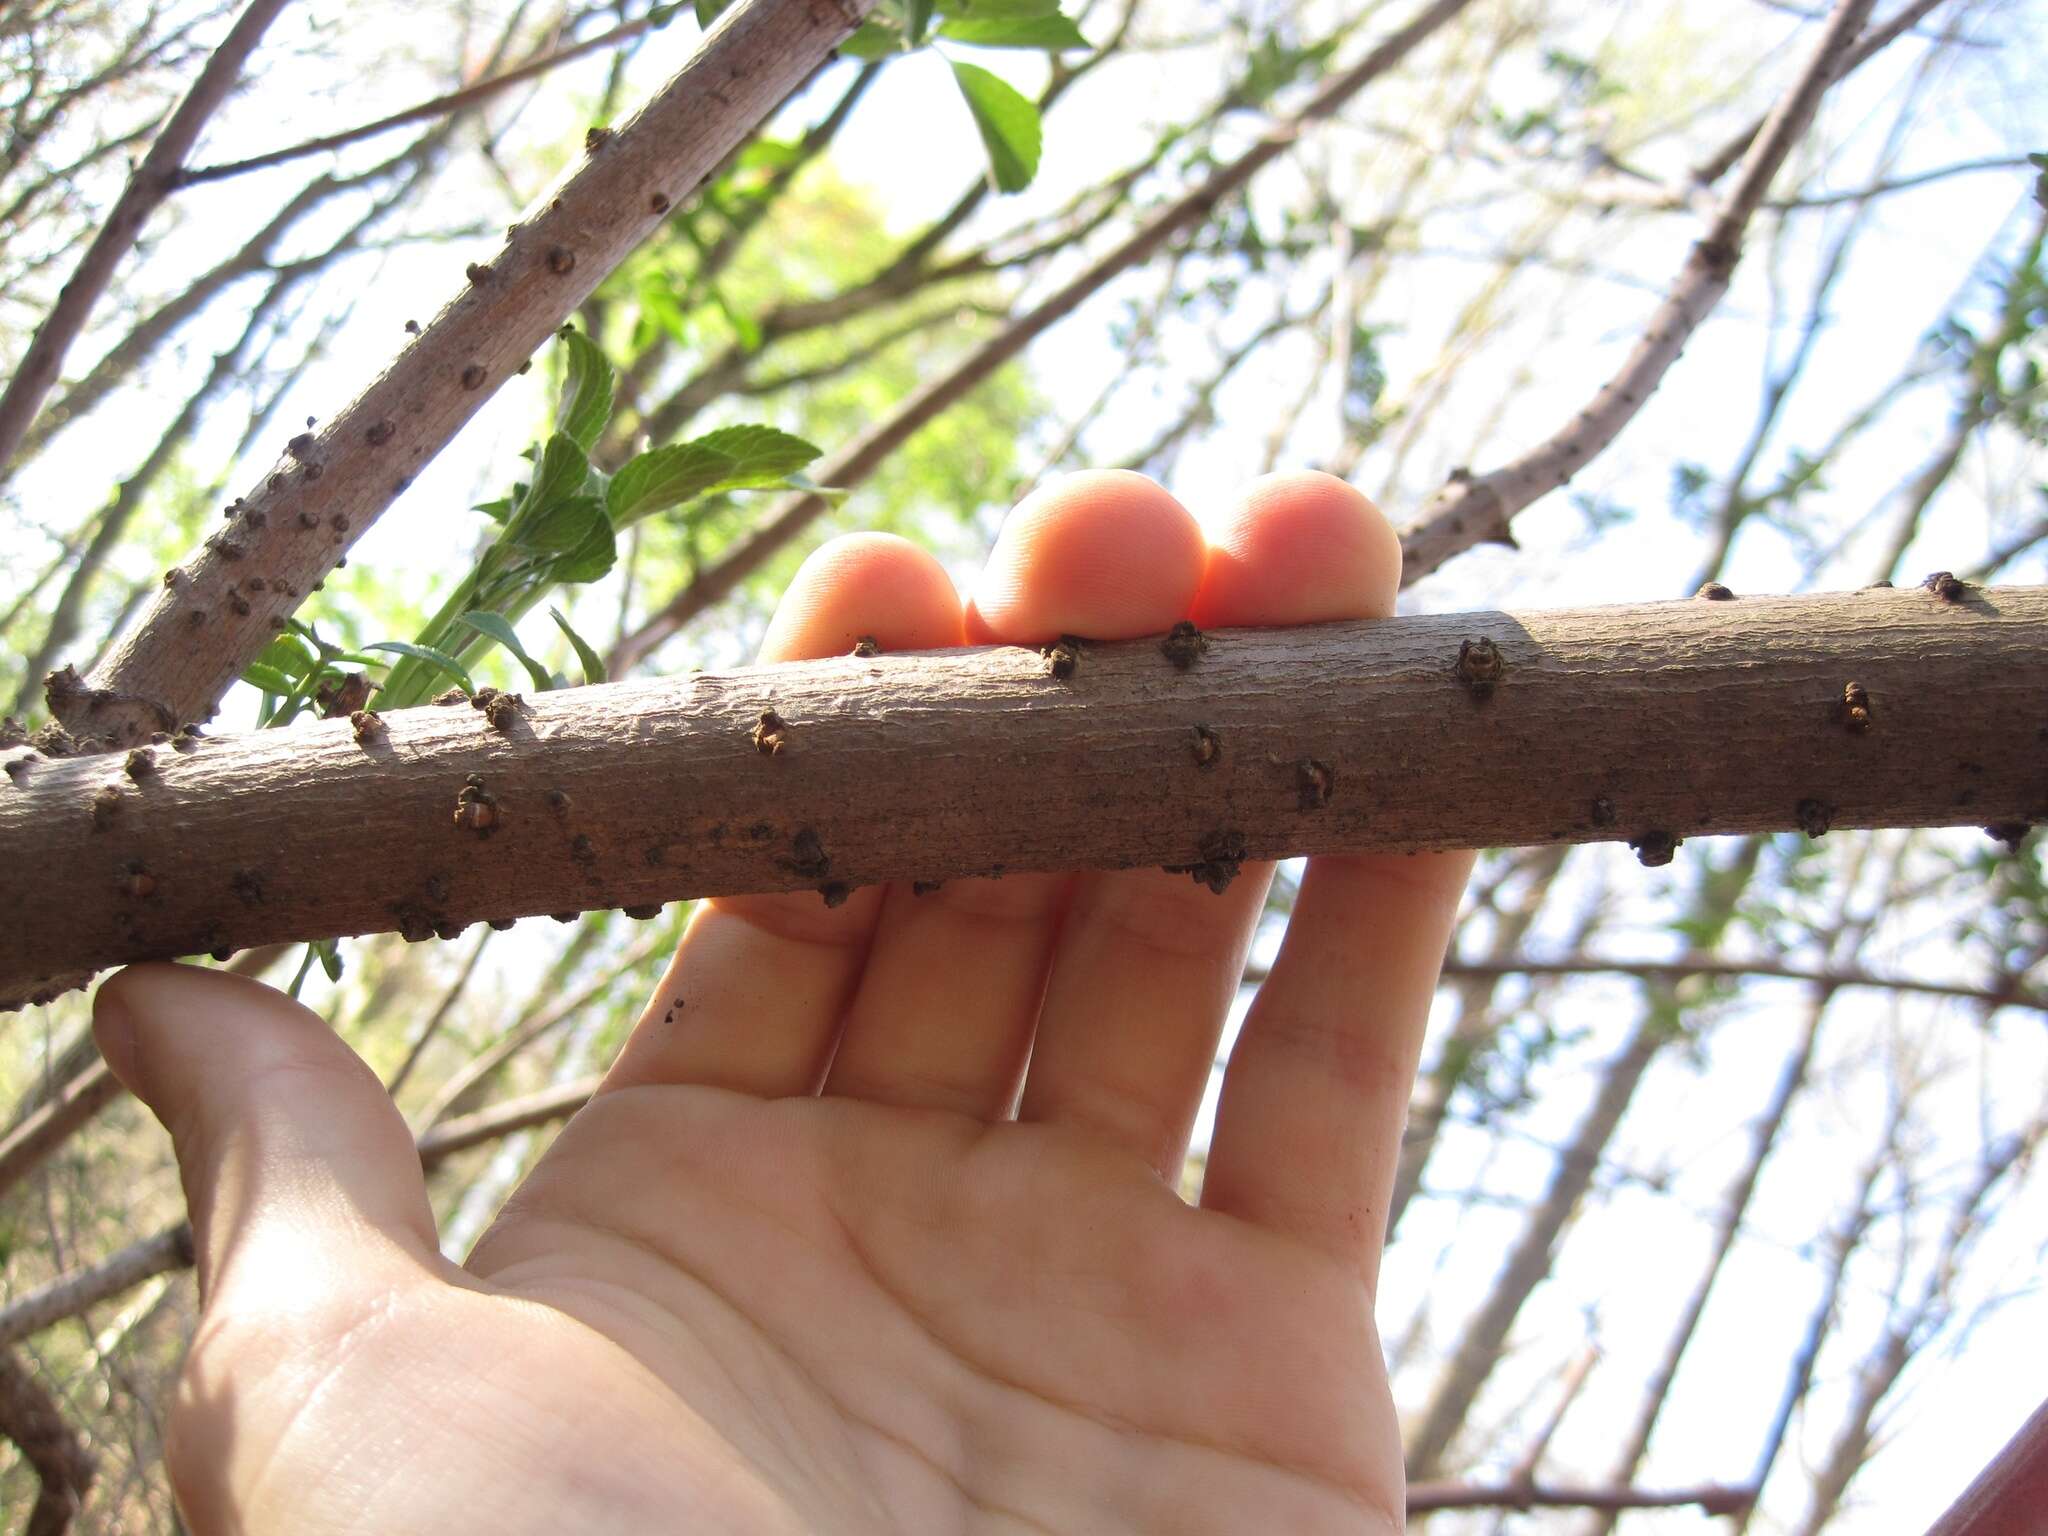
[94,470,1473,1534]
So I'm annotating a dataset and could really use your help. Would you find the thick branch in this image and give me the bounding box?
[0,0,292,479]
[4,585,2042,1010]
[50,0,875,750]
[1396,0,1878,587]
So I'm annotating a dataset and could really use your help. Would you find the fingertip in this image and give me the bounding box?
[1192,471,1401,627]
[966,470,1204,642]
[759,532,964,663]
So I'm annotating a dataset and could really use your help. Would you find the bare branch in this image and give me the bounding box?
[3,585,2042,1010]
[0,0,294,477]
[0,1348,95,1535]
[1406,1478,1752,1515]
[47,0,878,750]
[1397,0,1880,587]
[175,7,672,186]
[1435,955,2046,1015]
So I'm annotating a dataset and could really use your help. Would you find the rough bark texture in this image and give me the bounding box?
[3,585,2043,1009]
[48,0,873,749]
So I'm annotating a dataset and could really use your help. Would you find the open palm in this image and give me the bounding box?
[96,472,1471,1534]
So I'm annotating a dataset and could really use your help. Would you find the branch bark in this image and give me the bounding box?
[1924,1393,2048,1536]
[1396,0,1879,587]
[0,0,293,479]
[45,0,876,750]
[3,585,2043,1010]
[1406,1478,1751,1515]
[0,1348,95,1536]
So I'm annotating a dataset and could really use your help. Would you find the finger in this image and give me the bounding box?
[824,471,1204,1115]
[92,963,444,1306]
[1019,473,1401,1178]
[1199,848,1472,1290]
[603,534,965,1098]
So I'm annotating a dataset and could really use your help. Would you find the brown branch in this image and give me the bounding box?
[175,7,670,186]
[1924,1393,2048,1536]
[606,0,1480,670]
[0,1062,124,1205]
[1405,1478,1752,1515]
[0,1348,95,1535]
[1435,956,2047,1015]
[3,585,2043,1010]
[415,1072,600,1164]
[0,0,294,478]
[46,0,877,752]
[1397,0,1879,588]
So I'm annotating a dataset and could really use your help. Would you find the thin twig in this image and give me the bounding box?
[0,0,293,480]
[175,7,671,186]
[1396,0,1881,587]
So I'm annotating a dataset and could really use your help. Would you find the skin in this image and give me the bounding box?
[93,470,1473,1535]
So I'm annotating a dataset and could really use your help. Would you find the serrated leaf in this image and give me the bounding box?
[554,328,615,453]
[551,606,608,686]
[548,502,618,585]
[939,14,1086,48]
[367,641,474,696]
[839,18,902,57]
[472,496,514,523]
[523,492,609,557]
[256,635,318,679]
[949,60,1041,193]
[242,661,296,695]
[457,611,554,692]
[607,425,822,525]
[518,434,589,516]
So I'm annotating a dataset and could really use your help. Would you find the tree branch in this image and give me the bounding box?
[1397,0,1879,587]
[1405,1478,1752,1515]
[0,1348,95,1535]
[1924,1392,2048,1536]
[174,5,673,186]
[0,0,293,478]
[3,585,2042,1010]
[44,0,876,751]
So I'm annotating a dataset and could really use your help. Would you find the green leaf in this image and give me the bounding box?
[554,328,615,453]
[939,15,1086,48]
[256,635,318,679]
[902,0,936,45]
[839,18,902,57]
[367,641,474,696]
[550,606,608,686]
[948,60,1041,192]
[457,611,554,692]
[547,499,619,584]
[936,0,1061,16]
[242,661,296,695]
[693,0,733,26]
[473,496,514,523]
[607,425,822,525]
[504,435,590,543]
[523,492,610,558]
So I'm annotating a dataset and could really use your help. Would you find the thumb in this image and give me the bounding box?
[94,962,442,1304]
